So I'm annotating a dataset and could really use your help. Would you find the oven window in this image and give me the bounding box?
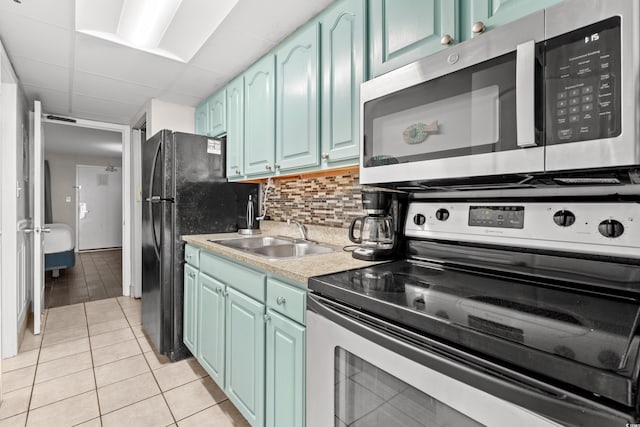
[334,347,484,427]
[363,51,534,168]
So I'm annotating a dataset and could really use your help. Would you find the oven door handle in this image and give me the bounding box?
[307,293,633,427]
[516,40,538,148]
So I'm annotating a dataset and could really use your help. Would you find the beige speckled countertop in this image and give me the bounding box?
[182,221,381,284]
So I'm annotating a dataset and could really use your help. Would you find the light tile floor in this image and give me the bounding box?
[0,297,249,427]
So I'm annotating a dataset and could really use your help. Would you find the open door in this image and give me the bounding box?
[31,100,46,334]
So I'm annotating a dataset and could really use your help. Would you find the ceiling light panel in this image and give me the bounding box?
[75,0,239,63]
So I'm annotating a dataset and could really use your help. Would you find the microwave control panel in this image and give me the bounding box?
[545,17,621,145]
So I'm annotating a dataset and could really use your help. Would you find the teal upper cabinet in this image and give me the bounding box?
[320,0,365,164]
[195,102,208,136]
[226,76,244,178]
[369,0,459,77]
[275,24,320,172]
[244,55,276,176]
[208,90,227,137]
[225,287,265,427]
[183,263,198,355]
[462,0,561,40]
[197,273,226,388]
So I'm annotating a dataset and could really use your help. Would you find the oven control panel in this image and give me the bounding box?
[405,202,640,258]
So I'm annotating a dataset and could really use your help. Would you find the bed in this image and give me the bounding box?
[44,223,75,278]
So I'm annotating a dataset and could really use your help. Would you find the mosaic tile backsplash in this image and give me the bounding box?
[263,173,365,228]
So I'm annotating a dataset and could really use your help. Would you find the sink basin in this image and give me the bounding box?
[211,236,292,250]
[211,236,339,259]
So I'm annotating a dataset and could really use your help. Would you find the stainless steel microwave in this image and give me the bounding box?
[360,0,637,185]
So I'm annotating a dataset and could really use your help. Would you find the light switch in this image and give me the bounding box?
[65,196,71,203]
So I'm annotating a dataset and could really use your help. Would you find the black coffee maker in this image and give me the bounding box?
[349,190,406,261]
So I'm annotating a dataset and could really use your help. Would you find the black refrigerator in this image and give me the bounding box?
[141,130,258,361]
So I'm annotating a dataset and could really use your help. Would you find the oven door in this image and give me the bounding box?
[359,11,545,185]
[307,295,561,427]
[544,0,639,172]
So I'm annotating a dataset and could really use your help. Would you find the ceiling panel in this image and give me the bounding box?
[74,33,186,88]
[74,71,162,106]
[166,66,226,98]
[0,13,71,67]
[23,84,70,114]
[156,91,203,107]
[10,57,69,94]
[0,0,74,30]
[231,0,333,44]
[191,27,275,76]
[72,93,141,124]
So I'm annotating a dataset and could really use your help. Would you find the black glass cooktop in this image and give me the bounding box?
[309,258,640,404]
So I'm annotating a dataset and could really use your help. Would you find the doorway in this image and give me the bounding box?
[76,165,122,251]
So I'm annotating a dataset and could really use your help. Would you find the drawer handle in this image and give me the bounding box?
[264,314,272,322]
[276,296,286,305]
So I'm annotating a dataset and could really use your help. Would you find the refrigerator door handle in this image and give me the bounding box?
[148,142,162,262]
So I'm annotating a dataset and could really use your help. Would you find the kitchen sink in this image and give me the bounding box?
[210,236,340,259]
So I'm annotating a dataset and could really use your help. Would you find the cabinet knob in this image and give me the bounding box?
[321,153,329,160]
[275,164,281,170]
[189,272,195,278]
[222,289,228,297]
[440,34,453,45]
[472,21,486,34]
[276,296,286,305]
[264,314,272,322]
[236,169,241,175]
[265,164,272,171]
[186,254,192,260]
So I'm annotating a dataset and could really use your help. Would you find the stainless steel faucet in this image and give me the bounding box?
[287,219,309,241]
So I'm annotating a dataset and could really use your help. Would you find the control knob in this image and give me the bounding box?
[435,208,450,221]
[553,210,575,227]
[598,219,624,238]
[413,214,426,226]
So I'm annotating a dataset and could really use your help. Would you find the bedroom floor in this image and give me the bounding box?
[45,249,122,309]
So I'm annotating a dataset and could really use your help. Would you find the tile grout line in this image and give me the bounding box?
[84,301,103,425]
[116,296,178,425]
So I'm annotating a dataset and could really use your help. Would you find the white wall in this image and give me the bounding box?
[45,152,122,244]
[147,99,195,138]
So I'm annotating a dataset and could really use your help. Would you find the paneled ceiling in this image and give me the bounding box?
[0,0,333,124]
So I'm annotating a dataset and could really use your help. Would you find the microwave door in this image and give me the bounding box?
[543,0,639,172]
[359,11,545,185]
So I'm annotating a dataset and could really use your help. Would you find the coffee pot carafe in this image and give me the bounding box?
[349,190,403,261]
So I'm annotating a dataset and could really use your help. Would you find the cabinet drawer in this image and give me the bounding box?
[185,244,200,268]
[200,251,266,302]
[266,278,306,325]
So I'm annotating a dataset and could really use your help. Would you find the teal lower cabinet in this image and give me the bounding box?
[183,264,198,355]
[183,245,307,427]
[265,309,305,427]
[197,273,226,387]
[226,287,266,426]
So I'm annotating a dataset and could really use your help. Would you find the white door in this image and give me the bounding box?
[77,165,122,250]
[32,100,45,335]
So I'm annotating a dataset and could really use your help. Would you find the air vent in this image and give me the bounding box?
[45,115,76,123]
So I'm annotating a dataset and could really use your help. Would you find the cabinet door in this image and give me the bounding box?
[320,0,365,164]
[208,90,227,137]
[463,0,560,40]
[244,55,276,176]
[183,264,198,355]
[369,0,458,77]
[265,310,305,427]
[225,287,265,427]
[195,102,208,136]
[197,273,226,388]
[276,24,319,172]
[226,76,244,178]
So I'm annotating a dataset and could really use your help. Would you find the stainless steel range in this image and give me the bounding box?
[307,201,640,426]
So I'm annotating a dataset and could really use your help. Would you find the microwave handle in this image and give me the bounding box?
[516,40,537,148]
